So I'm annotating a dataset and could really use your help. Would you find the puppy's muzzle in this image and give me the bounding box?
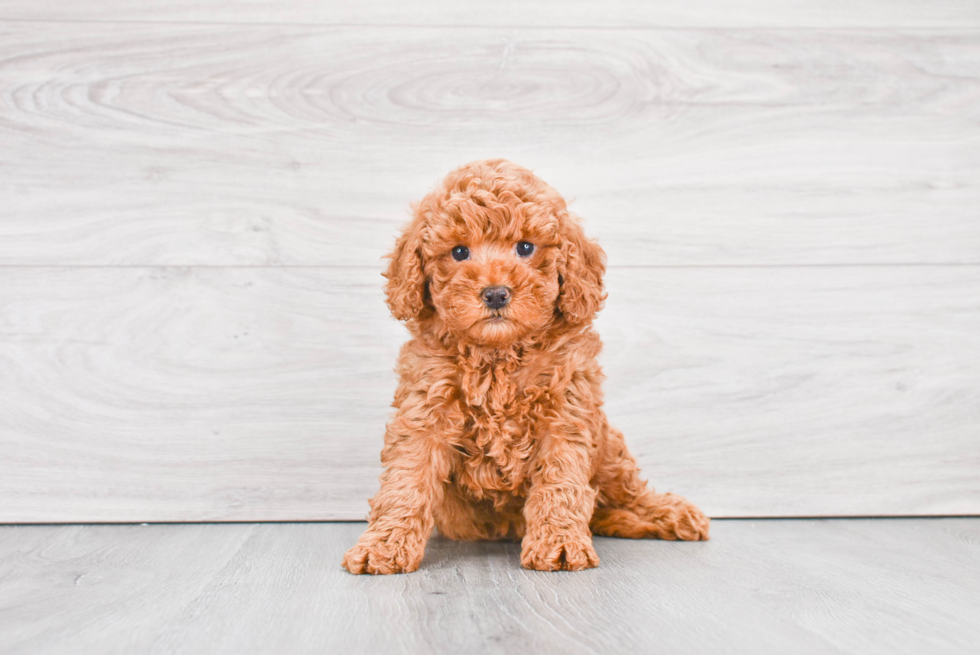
[481,286,512,310]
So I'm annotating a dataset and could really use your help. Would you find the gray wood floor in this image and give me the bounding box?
[1,519,978,654]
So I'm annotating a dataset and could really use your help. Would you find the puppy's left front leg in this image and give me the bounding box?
[521,438,599,571]
[343,420,449,575]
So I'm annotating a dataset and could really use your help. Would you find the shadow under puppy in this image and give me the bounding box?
[344,159,709,574]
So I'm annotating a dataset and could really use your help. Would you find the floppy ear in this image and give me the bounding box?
[556,214,607,325]
[383,210,428,321]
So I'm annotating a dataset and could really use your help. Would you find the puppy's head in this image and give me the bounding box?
[384,159,606,347]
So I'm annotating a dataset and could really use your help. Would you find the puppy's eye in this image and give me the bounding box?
[451,245,470,261]
[516,241,535,257]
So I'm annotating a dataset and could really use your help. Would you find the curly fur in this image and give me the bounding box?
[343,159,709,574]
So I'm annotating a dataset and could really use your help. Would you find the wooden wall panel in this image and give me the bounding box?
[3,0,979,28]
[1,25,978,267]
[2,3,977,521]
[0,267,977,521]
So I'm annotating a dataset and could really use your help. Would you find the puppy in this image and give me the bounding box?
[343,159,709,574]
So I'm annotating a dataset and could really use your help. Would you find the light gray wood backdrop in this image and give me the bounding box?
[1,1,978,522]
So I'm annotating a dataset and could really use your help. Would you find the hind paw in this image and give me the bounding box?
[652,495,710,541]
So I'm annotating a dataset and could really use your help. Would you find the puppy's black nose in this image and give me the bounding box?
[481,286,511,309]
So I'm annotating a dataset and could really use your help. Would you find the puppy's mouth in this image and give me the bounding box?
[483,311,508,323]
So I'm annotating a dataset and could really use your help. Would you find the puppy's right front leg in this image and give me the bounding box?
[342,421,448,575]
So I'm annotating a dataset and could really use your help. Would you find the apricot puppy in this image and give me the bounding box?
[343,159,709,574]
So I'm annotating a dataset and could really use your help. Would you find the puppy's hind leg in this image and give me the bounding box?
[590,428,710,541]
[433,488,524,542]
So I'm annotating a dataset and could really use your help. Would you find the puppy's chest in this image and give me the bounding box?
[450,362,555,497]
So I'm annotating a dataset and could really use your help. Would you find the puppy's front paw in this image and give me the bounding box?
[342,531,425,575]
[521,534,599,571]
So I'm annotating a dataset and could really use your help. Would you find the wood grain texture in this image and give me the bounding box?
[2,24,978,266]
[2,7,978,524]
[1,520,979,655]
[1,266,977,522]
[3,0,980,28]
